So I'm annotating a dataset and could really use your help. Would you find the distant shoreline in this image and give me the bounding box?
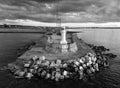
[0,28,46,33]
[0,31,44,33]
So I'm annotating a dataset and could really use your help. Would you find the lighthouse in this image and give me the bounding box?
[60,26,68,53]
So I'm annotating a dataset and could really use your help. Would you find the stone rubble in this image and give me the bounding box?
[7,52,110,82]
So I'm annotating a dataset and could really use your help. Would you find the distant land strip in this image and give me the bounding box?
[67,27,120,29]
[0,26,120,33]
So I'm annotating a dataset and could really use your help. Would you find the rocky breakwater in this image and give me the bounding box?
[6,45,116,82]
[88,44,117,67]
[7,52,99,81]
[6,33,117,82]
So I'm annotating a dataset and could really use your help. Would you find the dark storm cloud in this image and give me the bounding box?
[0,0,120,22]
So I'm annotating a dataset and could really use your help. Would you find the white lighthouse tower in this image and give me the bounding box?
[60,26,68,53]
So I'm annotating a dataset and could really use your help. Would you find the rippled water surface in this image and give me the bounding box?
[0,31,120,88]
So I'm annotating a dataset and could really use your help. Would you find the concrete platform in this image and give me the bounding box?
[18,34,94,61]
[18,47,73,61]
[18,43,93,61]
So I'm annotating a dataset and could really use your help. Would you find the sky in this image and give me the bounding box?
[0,0,120,24]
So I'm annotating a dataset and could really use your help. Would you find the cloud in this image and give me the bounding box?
[0,0,120,23]
[31,0,62,3]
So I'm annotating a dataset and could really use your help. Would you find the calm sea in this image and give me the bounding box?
[0,30,120,88]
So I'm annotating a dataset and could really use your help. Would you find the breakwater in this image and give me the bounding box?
[6,37,116,82]
[0,33,119,88]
